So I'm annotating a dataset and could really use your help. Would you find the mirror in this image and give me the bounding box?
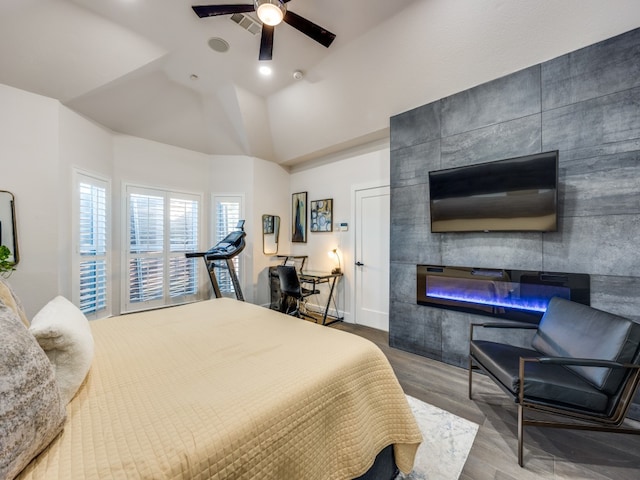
[0,190,19,266]
[262,214,280,255]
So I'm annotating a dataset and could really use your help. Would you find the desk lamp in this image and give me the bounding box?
[329,249,341,274]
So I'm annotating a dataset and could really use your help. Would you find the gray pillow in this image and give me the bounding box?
[0,277,29,327]
[0,304,67,479]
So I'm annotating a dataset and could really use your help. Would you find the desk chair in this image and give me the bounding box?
[276,265,319,318]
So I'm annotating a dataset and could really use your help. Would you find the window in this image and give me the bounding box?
[125,185,200,312]
[213,195,244,295]
[73,171,110,319]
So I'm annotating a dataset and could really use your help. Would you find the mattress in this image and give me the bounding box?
[18,298,421,479]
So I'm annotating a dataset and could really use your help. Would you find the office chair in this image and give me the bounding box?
[276,265,318,319]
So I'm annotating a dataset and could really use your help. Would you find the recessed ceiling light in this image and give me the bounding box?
[259,65,272,76]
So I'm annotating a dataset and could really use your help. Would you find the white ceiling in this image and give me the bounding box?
[1,0,639,166]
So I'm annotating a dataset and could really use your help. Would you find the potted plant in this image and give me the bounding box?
[0,245,15,278]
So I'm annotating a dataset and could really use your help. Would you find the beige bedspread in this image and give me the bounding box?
[19,299,421,479]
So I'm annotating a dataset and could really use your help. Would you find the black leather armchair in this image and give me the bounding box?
[469,297,640,466]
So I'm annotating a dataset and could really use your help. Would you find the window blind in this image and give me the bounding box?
[213,196,243,295]
[125,186,200,311]
[75,173,110,318]
[169,197,198,298]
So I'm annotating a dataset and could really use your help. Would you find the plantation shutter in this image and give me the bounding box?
[128,191,164,305]
[213,195,243,295]
[73,171,110,319]
[125,186,200,312]
[169,197,199,297]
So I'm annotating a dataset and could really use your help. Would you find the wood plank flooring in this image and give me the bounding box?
[331,322,640,480]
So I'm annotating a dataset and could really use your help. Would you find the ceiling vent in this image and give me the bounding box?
[230,13,262,36]
[208,37,230,53]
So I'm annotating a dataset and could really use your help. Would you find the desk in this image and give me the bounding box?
[276,255,307,271]
[299,271,343,326]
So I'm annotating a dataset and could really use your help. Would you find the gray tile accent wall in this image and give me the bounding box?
[541,28,640,110]
[389,28,640,415]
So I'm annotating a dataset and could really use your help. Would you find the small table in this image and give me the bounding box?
[299,270,343,325]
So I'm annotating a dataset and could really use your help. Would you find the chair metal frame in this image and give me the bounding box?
[468,322,640,467]
[276,265,318,319]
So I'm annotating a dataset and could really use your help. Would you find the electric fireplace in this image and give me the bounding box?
[417,265,590,323]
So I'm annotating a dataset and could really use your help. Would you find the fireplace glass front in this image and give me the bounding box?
[417,265,590,323]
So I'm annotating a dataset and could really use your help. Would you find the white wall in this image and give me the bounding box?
[0,84,60,316]
[251,158,290,306]
[58,105,114,301]
[289,141,390,322]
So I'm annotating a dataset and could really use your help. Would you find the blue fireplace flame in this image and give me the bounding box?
[425,278,570,314]
[417,265,588,323]
[426,289,550,312]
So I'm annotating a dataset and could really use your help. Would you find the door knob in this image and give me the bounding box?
[355,261,364,266]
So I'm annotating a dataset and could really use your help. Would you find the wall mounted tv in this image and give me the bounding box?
[429,151,558,233]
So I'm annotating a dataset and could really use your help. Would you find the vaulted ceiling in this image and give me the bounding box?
[1,1,639,167]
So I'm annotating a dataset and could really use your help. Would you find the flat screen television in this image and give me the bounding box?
[429,151,558,233]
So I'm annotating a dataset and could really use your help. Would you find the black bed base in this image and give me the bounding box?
[353,444,398,480]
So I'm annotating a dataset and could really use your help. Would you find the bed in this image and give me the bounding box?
[1,287,422,480]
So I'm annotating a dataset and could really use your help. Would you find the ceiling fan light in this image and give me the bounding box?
[255,0,285,26]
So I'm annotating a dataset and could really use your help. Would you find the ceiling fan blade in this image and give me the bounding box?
[192,4,255,18]
[259,25,274,61]
[283,10,336,48]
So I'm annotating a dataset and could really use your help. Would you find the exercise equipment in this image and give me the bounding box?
[186,220,246,301]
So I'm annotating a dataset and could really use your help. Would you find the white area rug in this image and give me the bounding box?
[396,395,479,480]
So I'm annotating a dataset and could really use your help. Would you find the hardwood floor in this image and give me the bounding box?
[331,322,640,480]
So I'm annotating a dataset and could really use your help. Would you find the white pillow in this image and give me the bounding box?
[29,296,94,404]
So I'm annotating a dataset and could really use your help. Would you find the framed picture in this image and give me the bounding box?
[262,215,274,234]
[310,199,333,232]
[291,192,307,243]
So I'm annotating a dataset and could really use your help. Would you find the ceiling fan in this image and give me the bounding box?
[192,1,336,61]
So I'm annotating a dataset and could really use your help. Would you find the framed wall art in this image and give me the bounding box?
[291,191,307,242]
[310,199,333,232]
[263,215,274,234]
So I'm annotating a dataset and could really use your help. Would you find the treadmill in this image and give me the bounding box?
[186,220,246,301]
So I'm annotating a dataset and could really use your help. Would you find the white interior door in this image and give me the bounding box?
[354,186,390,330]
